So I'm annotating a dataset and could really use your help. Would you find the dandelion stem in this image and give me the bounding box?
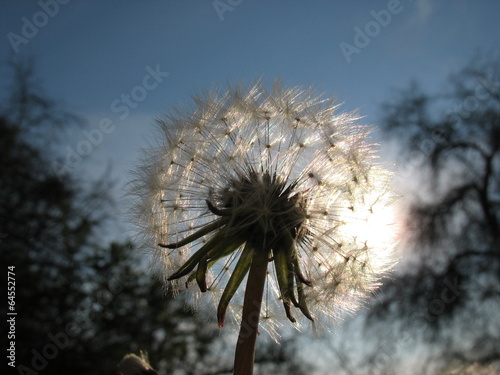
[233,246,269,375]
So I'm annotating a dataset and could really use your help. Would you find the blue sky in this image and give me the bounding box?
[1,0,499,237]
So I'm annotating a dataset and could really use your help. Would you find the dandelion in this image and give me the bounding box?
[130,82,397,374]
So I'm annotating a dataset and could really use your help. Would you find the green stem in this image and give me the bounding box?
[233,246,269,375]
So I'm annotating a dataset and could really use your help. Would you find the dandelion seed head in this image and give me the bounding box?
[129,82,398,337]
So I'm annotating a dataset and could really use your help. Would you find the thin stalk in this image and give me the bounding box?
[233,246,269,375]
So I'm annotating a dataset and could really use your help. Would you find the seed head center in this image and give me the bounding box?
[209,172,307,249]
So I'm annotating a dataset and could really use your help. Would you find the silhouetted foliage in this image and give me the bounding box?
[366,54,500,372]
[0,61,219,374]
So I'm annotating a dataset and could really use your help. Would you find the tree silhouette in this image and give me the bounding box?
[0,60,218,374]
[365,54,500,372]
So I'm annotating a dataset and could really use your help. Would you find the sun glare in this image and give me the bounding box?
[338,182,399,269]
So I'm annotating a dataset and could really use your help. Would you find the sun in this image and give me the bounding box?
[338,180,399,269]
